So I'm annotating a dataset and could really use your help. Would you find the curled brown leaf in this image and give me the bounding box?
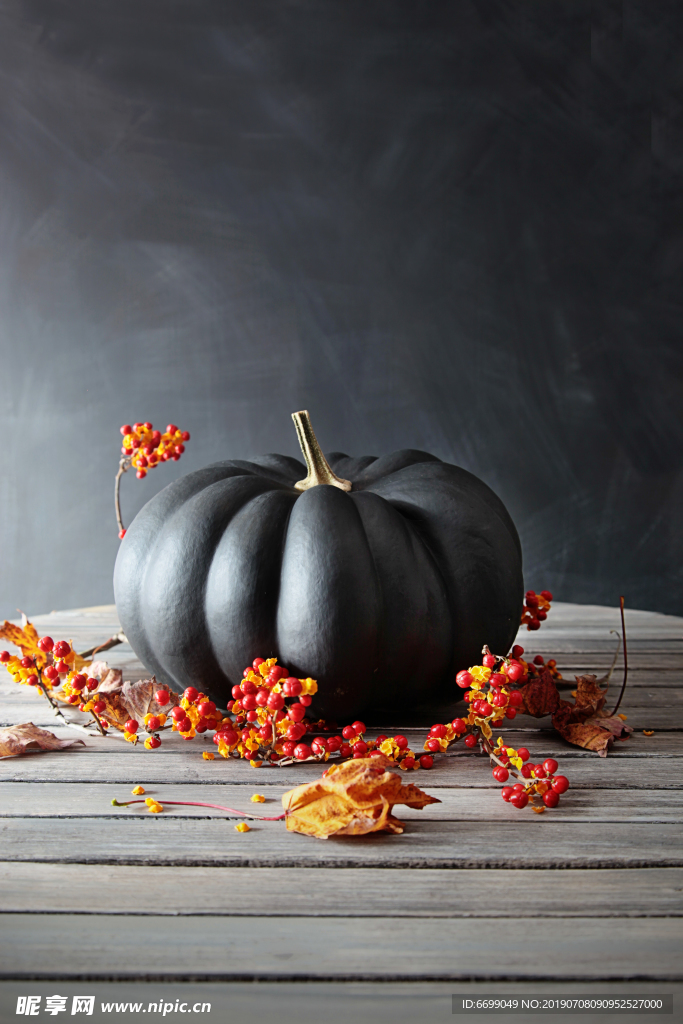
[282,754,440,839]
[120,678,179,721]
[518,668,562,717]
[551,674,632,756]
[0,722,85,757]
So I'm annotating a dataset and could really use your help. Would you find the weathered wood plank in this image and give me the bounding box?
[2,862,681,918]
[1,782,680,823]
[2,913,681,980]
[1,745,679,782]
[1,817,681,868]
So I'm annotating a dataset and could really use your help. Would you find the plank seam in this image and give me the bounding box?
[2,972,681,983]
[3,856,683,869]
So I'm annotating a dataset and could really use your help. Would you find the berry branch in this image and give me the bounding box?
[115,422,190,538]
[3,590,633,807]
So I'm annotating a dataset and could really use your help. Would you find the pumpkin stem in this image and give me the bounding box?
[292,411,352,492]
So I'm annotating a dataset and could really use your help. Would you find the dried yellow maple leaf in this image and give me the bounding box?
[282,754,440,839]
[0,617,47,667]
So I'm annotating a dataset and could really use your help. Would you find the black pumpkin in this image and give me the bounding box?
[114,411,523,720]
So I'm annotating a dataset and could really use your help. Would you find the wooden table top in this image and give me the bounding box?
[1,602,682,1017]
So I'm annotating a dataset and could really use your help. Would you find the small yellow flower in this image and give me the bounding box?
[235,821,251,832]
[617,714,628,721]
[202,751,215,760]
[643,729,655,736]
[132,785,145,795]
[145,797,155,806]
[148,802,163,814]
[251,793,265,803]
[249,759,263,768]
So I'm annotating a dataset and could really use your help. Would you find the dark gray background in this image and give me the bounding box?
[0,0,681,621]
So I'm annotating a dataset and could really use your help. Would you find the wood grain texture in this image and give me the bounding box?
[2,862,682,918]
[1,782,681,822]
[2,817,682,869]
[2,914,682,981]
[2,744,679,787]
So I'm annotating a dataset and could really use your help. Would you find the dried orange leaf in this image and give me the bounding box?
[0,617,47,666]
[282,754,440,839]
[92,691,131,731]
[0,722,85,758]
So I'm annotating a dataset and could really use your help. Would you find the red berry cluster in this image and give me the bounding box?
[525,653,562,682]
[421,642,571,811]
[206,658,426,767]
[374,733,435,770]
[454,644,527,729]
[120,422,190,479]
[122,684,226,751]
[499,752,570,810]
[521,589,553,631]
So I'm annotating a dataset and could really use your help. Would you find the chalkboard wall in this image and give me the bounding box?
[1,0,681,621]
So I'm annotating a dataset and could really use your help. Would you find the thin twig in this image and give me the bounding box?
[79,633,127,659]
[610,596,629,716]
[596,636,622,685]
[112,797,286,820]
[115,458,129,535]
[36,685,101,738]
